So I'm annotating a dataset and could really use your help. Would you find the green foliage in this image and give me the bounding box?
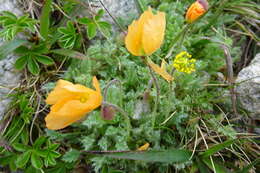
[3,94,33,145]
[0,11,36,40]
[201,139,237,158]
[62,149,81,163]
[1,137,61,170]
[58,21,81,49]
[14,43,54,75]
[40,0,53,39]
[78,9,111,39]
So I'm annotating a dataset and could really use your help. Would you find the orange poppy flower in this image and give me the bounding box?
[186,0,208,23]
[45,77,102,130]
[125,7,166,56]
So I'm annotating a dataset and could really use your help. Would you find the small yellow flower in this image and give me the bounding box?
[125,7,166,56]
[173,51,196,74]
[138,143,150,151]
[45,77,102,130]
[186,0,208,23]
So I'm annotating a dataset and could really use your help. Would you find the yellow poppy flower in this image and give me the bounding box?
[125,7,166,56]
[147,57,173,82]
[138,143,150,151]
[45,77,102,130]
[186,0,208,23]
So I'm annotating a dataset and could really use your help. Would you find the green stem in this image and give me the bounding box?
[165,24,191,59]
[103,79,123,107]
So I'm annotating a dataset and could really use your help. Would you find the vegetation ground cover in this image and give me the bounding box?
[0,0,259,172]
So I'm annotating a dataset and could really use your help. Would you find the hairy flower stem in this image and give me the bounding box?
[102,101,131,137]
[201,37,238,115]
[103,79,123,107]
[144,57,160,128]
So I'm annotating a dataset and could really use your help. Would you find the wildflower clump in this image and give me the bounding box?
[173,51,196,74]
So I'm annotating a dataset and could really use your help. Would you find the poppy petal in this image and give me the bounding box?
[147,58,173,82]
[125,20,143,56]
[45,99,96,130]
[46,80,75,105]
[142,11,165,55]
[92,76,101,92]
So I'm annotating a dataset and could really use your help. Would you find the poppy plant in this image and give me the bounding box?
[186,0,208,23]
[125,7,166,56]
[45,77,102,130]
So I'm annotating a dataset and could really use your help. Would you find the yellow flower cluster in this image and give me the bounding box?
[173,51,196,74]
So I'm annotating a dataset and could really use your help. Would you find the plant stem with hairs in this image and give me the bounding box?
[145,57,160,128]
[165,24,191,59]
[102,79,130,136]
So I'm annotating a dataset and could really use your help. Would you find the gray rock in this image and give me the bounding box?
[91,0,138,30]
[98,0,137,19]
[0,0,22,119]
[236,53,260,118]
[0,0,22,16]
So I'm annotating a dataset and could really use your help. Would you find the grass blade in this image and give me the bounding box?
[40,0,52,40]
[201,139,237,158]
[51,49,87,60]
[103,149,192,163]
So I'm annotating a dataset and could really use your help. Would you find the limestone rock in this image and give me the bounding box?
[236,53,260,118]
[91,0,138,29]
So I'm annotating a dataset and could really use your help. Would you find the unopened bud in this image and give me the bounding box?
[101,106,115,120]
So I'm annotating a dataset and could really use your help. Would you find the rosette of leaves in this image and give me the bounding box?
[0,11,36,41]
[14,44,54,75]
[1,137,61,170]
[78,9,111,39]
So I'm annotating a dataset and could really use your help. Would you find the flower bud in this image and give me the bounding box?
[186,0,208,23]
[101,105,115,121]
